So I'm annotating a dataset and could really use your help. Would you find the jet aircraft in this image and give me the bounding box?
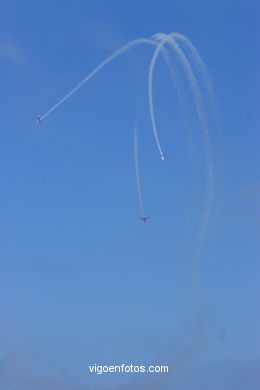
[139,216,149,223]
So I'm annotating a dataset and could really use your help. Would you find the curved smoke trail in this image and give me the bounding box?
[134,125,145,218]
[155,33,215,235]
[121,33,215,390]
[148,36,169,161]
[119,35,217,390]
[167,34,214,228]
[39,37,157,121]
[171,33,219,127]
[153,35,189,122]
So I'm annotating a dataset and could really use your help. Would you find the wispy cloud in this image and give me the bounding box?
[0,37,25,62]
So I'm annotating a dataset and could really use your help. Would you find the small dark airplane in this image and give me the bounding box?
[139,216,149,223]
[36,117,42,124]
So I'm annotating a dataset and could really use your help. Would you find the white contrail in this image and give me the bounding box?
[134,125,145,218]
[39,37,158,121]
[148,35,169,161]
[153,34,189,127]
[154,33,214,185]
[171,32,219,127]
[147,32,215,377]
[165,33,214,218]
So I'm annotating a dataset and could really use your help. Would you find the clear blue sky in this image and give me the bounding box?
[0,1,259,389]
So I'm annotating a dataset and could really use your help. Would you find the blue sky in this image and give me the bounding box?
[0,1,259,389]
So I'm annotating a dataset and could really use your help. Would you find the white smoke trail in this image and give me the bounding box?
[170,33,219,127]
[148,36,169,161]
[152,33,214,234]
[156,34,215,251]
[39,38,158,121]
[151,35,197,354]
[153,37,190,130]
[167,34,214,220]
[143,33,215,383]
[134,125,145,218]
[121,36,217,390]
